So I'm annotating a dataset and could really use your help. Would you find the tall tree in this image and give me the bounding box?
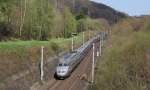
[62,7,77,38]
[19,0,27,37]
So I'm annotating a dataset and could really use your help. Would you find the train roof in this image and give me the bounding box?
[59,52,77,64]
[58,33,101,65]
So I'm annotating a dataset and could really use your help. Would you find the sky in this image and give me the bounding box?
[90,0,150,16]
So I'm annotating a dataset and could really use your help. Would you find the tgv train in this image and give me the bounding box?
[54,33,103,79]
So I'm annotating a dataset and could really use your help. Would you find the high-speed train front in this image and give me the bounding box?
[55,52,76,79]
[55,63,70,79]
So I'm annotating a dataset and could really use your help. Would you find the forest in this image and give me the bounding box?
[0,0,105,41]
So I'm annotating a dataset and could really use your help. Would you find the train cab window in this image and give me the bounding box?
[64,64,68,66]
[58,63,63,66]
[58,63,68,66]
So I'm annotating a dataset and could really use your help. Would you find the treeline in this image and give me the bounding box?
[0,0,104,41]
[113,16,150,33]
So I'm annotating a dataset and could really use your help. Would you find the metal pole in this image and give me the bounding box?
[40,46,44,81]
[99,35,102,56]
[89,30,91,40]
[71,35,74,52]
[73,0,75,10]
[83,32,85,45]
[101,34,104,47]
[92,43,95,83]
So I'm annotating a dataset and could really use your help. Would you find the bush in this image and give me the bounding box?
[50,42,60,55]
[0,22,12,41]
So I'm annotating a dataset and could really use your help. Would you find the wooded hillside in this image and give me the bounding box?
[0,0,125,41]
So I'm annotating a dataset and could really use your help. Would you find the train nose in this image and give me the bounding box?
[56,67,69,77]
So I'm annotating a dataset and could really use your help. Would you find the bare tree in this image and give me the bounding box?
[19,0,27,37]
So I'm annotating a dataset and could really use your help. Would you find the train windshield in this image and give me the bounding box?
[64,64,68,66]
[58,63,68,66]
[58,63,63,66]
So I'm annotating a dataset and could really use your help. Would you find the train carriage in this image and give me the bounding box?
[54,33,102,79]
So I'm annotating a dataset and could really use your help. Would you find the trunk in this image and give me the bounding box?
[19,0,27,37]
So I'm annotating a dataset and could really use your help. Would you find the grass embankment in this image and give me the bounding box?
[90,18,150,90]
[0,32,90,83]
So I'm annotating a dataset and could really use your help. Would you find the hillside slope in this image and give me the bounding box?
[63,0,127,24]
[90,16,150,90]
[89,1,127,24]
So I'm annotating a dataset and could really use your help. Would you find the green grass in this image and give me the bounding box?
[0,32,84,51]
[0,41,50,49]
